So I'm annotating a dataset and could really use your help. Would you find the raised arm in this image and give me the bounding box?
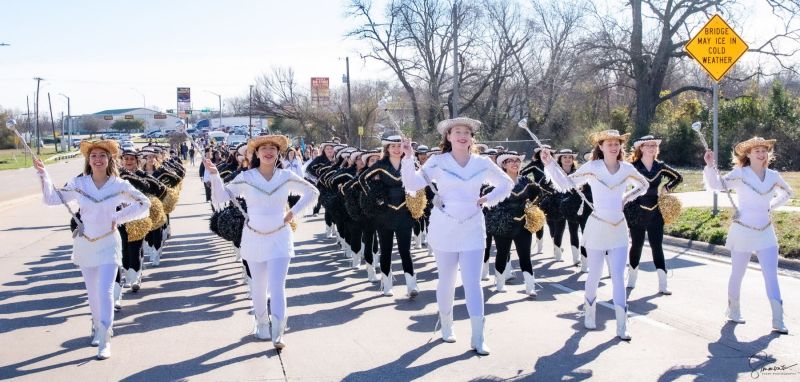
[114,182,151,224]
[770,174,795,211]
[34,159,79,206]
[660,162,683,192]
[400,155,430,193]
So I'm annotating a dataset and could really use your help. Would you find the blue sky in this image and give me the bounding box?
[0,0,385,115]
[1,0,795,117]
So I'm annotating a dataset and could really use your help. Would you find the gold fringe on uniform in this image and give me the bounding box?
[125,217,153,241]
[149,196,167,229]
[405,189,428,220]
[658,194,682,226]
[163,187,180,214]
[524,202,546,233]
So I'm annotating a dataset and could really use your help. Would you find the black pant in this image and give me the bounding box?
[122,240,144,272]
[536,228,544,240]
[349,222,363,253]
[494,230,533,274]
[377,227,414,276]
[579,212,590,258]
[313,200,321,214]
[362,223,377,265]
[204,182,211,202]
[550,219,580,248]
[483,234,494,262]
[145,228,163,250]
[629,214,666,271]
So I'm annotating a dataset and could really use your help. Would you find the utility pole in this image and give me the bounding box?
[206,90,223,130]
[345,57,353,144]
[451,1,459,118]
[249,85,253,138]
[33,77,43,154]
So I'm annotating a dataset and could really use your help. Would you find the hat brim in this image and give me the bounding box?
[591,132,631,145]
[80,140,120,158]
[247,135,290,155]
[734,139,776,156]
[436,117,481,135]
[496,154,525,166]
[633,139,662,149]
[554,152,578,160]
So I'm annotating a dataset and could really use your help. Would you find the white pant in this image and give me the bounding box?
[433,249,484,318]
[585,246,627,308]
[250,257,291,320]
[80,263,118,328]
[729,246,782,301]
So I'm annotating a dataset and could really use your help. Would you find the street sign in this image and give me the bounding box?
[166,109,175,114]
[104,115,113,120]
[201,108,211,113]
[358,126,364,136]
[124,115,134,120]
[154,114,167,120]
[685,14,748,82]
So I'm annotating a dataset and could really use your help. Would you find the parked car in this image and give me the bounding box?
[121,140,135,150]
[142,131,165,139]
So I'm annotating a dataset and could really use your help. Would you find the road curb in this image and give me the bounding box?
[663,234,800,272]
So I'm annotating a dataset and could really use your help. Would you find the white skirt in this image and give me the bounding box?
[240,213,294,262]
[582,214,629,251]
[72,230,122,268]
[427,204,486,252]
[726,223,778,253]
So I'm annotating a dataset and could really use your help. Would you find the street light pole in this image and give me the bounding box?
[206,90,223,130]
[33,77,43,154]
[249,85,253,138]
[58,94,71,150]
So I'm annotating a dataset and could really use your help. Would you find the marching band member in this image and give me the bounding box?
[550,149,583,266]
[625,136,682,294]
[541,130,648,341]
[205,135,319,349]
[363,135,419,298]
[306,141,337,234]
[485,151,541,295]
[521,145,553,255]
[400,118,513,355]
[344,149,382,281]
[703,137,793,334]
[34,140,150,360]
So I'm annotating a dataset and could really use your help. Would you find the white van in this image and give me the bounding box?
[207,131,228,145]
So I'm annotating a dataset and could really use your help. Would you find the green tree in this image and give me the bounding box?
[110,120,144,133]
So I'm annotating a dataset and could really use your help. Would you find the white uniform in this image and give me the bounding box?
[545,160,648,250]
[703,166,794,252]
[209,168,319,262]
[400,153,513,252]
[41,173,151,267]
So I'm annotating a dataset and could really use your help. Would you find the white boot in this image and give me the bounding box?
[615,305,631,341]
[580,256,588,273]
[234,247,241,262]
[553,246,563,261]
[522,271,537,297]
[365,263,379,282]
[151,246,161,266]
[421,230,428,245]
[726,296,746,324]
[414,234,423,249]
[536,239,543,254]
[495,268,506,293]
[130,269,142,292]
[271,315,286,349]
[770,299,789,334]
[113,282,122,311]
[584,298,597,330]
[351,248,362,269]
[405,273,419,298]
[90,318,101,347]
[439,310,456,343]
[254,312,271,340]
[571,246,581,266]
[626,265,638,289]
[325,225,332,238]
[470,316,490,355]
[96,324,112,360]
[657,269,671,295]
[480,261,490,281]
[381,273,393,296]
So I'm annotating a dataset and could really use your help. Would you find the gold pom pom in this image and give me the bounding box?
[148,196,167,229]
[162,187,180,214]
[405,189,428,220]
[124,217,153,242]
[658,193,682,225]
[289,219,297,232]
[524,202,546,233]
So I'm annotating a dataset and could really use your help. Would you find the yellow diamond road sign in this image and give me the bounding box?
[685,14,748,82]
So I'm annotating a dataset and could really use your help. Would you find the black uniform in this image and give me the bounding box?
[363,157,415,276]
[484,177,541,274]
[625,160,682,272]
